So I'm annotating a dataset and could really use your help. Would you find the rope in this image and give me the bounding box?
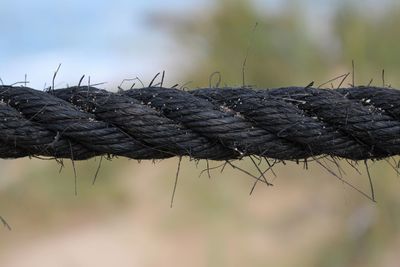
[0,85,399,161]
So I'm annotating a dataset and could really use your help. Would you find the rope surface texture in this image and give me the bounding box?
[0,85,399,161]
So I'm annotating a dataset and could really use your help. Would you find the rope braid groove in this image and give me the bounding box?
[0,85,400,163]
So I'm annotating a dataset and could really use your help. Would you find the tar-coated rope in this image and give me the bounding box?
[1,85,399,161]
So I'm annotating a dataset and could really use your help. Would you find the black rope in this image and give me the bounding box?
[0,85,399,161]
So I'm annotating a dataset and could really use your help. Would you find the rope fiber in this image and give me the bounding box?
[1,85,399,161]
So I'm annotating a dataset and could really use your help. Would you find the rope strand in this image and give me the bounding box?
[0,85,399,161]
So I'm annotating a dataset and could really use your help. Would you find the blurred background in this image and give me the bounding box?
[1,0,400,266]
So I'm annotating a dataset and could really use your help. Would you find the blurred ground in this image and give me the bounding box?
[1,158,399,267]
[2,0,400,266]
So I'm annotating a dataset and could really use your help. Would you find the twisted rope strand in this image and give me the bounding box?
[0,85,399,161]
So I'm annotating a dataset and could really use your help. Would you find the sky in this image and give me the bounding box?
[0,0,210,88]
[0,0,394,89]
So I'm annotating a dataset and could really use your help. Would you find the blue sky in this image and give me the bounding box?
[0,0,209,88]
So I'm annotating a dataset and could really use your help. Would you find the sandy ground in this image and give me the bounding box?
[0,158,397,267]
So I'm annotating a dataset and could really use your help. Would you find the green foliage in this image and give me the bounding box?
[169,0,324,87]
[163,0,400,87]
[334,3,400,82]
